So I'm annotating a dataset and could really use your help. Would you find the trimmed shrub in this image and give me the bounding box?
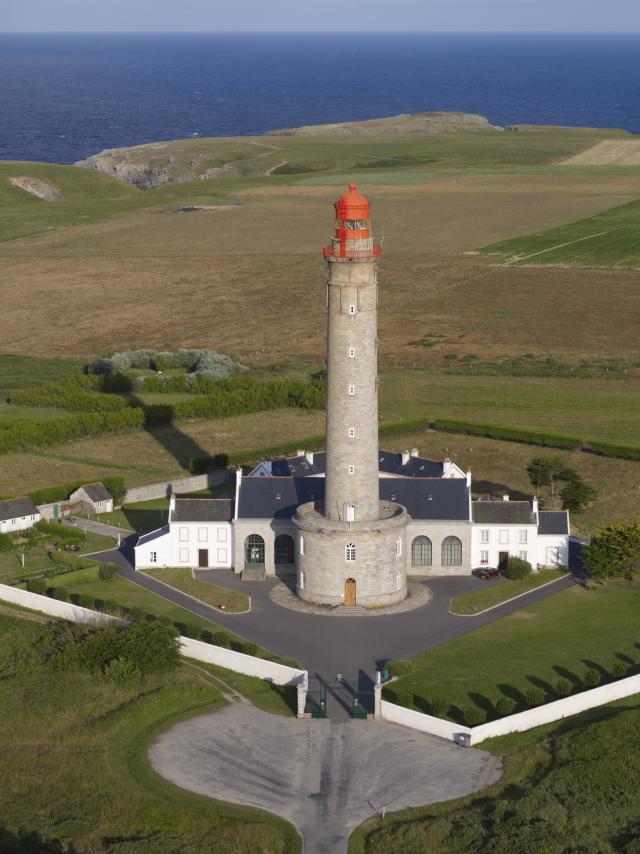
[431,418,582,451]
[395,690,413,708]
[78,594,94,609]
[0,533,12,552]
[98,563,118,582]
[525,687,546,707]
[463,706,486,726]
[242,642,258,657]
[584,668,601,688]
[199,629,213,644]
[53,586,69,602]
[378,417,429,439]
[555,679,572,697]
[212,631,230,648]
[26,578,47,595]
[101,476,126,505]
[612,661,628,679]
[102,599,119,615]
[506,556,533,580]
[387,659,415,678]
[496,697,516,716]
[430,696,448,718]
[584,440,640,461]
[126,607,144,623]
[184,623,202,640]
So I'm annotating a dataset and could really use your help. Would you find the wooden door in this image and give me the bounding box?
[198,549,208,568]
[345,578,356,606]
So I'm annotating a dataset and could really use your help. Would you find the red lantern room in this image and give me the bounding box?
[323,183,382,260]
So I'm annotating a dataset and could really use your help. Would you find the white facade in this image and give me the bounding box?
[0,511,40,534]
[68,485,114,514]
[471,521,539,569]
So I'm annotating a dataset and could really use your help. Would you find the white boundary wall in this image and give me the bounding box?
[381,674,640,745]
[0,583,305,689]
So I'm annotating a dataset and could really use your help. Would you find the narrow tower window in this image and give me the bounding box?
[396,537,402,557]
[348,465,355,475]
[348,427,355,438]
[346,505,355,522]
[345,543,356,562]
[348,304,356,315]
[348,385,355,396]
[299,535,305,556]
[348,347,355,358]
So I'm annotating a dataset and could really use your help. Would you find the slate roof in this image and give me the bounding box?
[251,450,446,479]
[472,501,536,525]
[237,477,470,521]
[171,498,233,523]
[80,482,112,503]
[538,511,570,535]
[136,526,170,546]
[0,497,39,522]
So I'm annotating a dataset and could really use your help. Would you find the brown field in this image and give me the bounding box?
[0,408,325,495]
[2,172,640,363]
[383,429,640,536]
[561,139,640,165]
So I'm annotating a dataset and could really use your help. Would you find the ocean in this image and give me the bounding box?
[1,32,640,164]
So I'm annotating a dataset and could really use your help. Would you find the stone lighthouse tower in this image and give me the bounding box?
[294,184,408,607]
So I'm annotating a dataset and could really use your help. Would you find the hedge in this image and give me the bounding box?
[0,409,144,455]
[431,418,582,451]
[583,440,640,461]
[28,476,125,507]
[11,375,129,413]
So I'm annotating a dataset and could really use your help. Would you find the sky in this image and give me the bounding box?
[2,0,640,33]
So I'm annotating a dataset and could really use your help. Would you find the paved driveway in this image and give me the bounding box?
[92,539,574,717]
[149,701,502,854]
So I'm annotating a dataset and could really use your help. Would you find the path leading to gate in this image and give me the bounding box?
[149,701,502,854]
[93,538,575,718]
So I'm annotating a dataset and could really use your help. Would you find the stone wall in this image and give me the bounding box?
[124,469,231,504]
[405,521,473,576]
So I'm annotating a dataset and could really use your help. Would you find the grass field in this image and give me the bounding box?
[386,581,640,723]
[0,530,115,583]
[379,370,640,445]
[350,698,640,853]
[0,611,299,852]
[0,402,75,422]
[0,353,82,398]
[143,567,250,613]
[450,568,567,615]
[481,196,640,268]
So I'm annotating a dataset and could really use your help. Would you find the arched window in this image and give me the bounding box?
[245,534,265,566]
[274,534,294,564]
[299,535,305,556]
[411,536,432,566]
[345,542,356,562]
[442,536,462,566]
[395,570,402,591]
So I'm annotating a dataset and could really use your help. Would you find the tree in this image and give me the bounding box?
[526,456,578,508]
[583,523,640,582]
[560,478,598,512]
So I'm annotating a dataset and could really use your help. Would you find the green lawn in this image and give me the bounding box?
[0,402,78,422]
[450,568,567,615]
[0,530,115,583]
[0,353,83,399]
[349,698,640,854]
[379,369,640,445]
[144,567,250,613]
[386,581,640,723]
[185,659,297,717]
[91,497,170,532]
[0,612,299,852]
[480,196,640,268]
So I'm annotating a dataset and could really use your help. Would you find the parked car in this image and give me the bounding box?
[472,566,501,580]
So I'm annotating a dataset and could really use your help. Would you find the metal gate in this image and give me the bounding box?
[305,681,327,718]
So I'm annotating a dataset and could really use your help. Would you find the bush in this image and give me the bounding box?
[212,631,230,648]
[0,533,12,552]
[496,697,516,716]
[200,629,213,644]
[612,661,628,679]
[101,476,126,505]
[506,556,533,580]
[126,607,144,623]
[387,659,414,678]
[78,594,94,609]
[525,687,546,707]
[103,655,142,686]
[188,453,230,475]
[53,586,69,602]
[26,578,47,595]
[555,679,572,697]
[395,691,413,708]
[98,563,118,582]
[584,668,601,688]
[430,696,448,717]
[242,642,258,657]
[463,706,486,726]
[185,623,202,640]
[561,479,598,512]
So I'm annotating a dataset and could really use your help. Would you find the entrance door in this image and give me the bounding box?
[498,551,509,571]
[198,549,209,568]
[345,578,356,606]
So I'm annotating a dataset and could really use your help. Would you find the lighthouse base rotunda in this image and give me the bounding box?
[293,501,409,607]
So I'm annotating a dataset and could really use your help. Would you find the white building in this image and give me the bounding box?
[0,497,41,534]
[472,496,570,570]
[135,496,233,570]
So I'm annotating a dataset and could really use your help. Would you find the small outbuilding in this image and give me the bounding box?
[68,482,114,514]
[0,497,41,534]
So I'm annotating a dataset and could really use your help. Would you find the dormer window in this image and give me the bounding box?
[428,495,433,501]
[276,493,281,500]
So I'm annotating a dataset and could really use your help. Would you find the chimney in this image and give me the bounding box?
[466,470,472,487]
[410,448,419,458]
[443,458,452,477]
[296,449,305,458]
[234,467,242,521]
[503,494,510,502]
[169,494,176,515]
[401,450,410,465]
[305,451,314,465]
[532,496,539,523]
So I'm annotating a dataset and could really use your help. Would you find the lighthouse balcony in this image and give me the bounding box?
[323,238,381,260]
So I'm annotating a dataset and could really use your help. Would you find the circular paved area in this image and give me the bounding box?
[270,578,433,616]
[149,701,502,854]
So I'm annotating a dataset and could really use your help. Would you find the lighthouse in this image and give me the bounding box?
[294,185,409,607]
